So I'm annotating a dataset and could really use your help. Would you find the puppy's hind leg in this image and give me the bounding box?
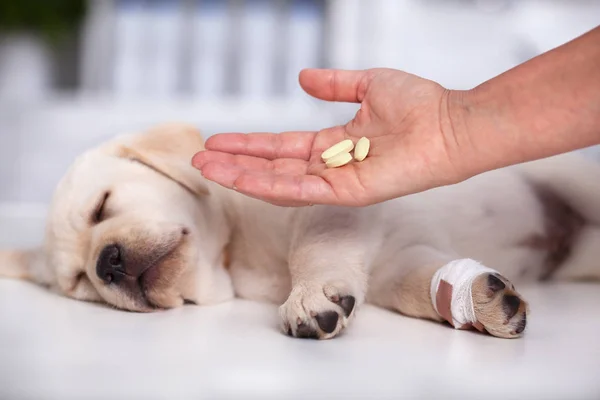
[367,245,529,338]
[550,225,600,281]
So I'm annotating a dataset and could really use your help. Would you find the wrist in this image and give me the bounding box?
[442,82,522,181]
[438,88,481,183]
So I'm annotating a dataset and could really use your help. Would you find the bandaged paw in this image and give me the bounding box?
[430,259,497,331]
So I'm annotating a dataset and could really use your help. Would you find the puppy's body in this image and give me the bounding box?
[225,163,572,296]
[2,124,599,339]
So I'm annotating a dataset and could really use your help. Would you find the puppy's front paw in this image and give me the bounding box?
[472,273,528,338]
[279,284,357,340]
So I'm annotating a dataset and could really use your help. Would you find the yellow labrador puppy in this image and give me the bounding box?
[2,124,599,339]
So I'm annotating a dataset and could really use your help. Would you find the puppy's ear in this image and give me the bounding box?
[0,248,51,286]
[118,123,209,196]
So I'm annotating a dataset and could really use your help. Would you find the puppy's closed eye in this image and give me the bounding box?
[91,191,110,224]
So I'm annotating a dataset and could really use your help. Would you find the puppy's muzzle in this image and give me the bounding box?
[94,227,188,309]
[96,244,170,285]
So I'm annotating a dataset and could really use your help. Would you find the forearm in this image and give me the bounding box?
[449,26,600,178]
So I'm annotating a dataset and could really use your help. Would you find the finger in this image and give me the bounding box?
[192,151,309,175]
[233,192,311,208]
[197,162,243,188]
[198,164,310,207]
[199,162,336,205]
[233,170,339,205]
[204,131,316,160]
[299,68,372,103]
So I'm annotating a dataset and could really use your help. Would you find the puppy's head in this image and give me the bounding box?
[0,123,233,311]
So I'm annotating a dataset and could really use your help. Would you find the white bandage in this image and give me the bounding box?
[430,259,497,330]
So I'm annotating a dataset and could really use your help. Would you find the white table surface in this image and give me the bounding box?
[2,275,600,400]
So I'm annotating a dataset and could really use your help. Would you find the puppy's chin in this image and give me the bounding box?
[99,252,191,313]
[138,257,189,310]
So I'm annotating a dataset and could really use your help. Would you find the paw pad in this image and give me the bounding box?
[331,295,356,317]
[314,311,339,333]
[486,274,506,294]
[279,287,357,340]
[502,294,521,320]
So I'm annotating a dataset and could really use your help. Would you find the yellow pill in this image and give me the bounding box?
[353,137,370,161]
[321,139,354,161]
[325,152,353,168]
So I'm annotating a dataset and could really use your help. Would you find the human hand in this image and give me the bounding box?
[192,68,470,207]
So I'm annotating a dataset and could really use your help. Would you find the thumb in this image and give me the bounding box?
[299,69,372,103]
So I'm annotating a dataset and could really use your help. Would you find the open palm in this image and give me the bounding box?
[192,68,461,207]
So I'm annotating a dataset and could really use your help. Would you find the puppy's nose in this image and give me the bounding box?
[96,244,126,284]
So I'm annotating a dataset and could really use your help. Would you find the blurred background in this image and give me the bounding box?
[0,0,599,228]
